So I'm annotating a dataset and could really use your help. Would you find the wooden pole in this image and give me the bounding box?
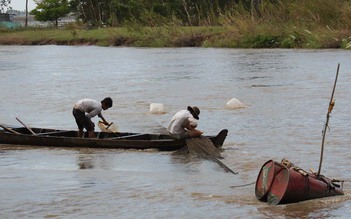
[25,0,28,28]
[317,63,340,176]
[16,117,37,135]
[251,0,254,21]
[0,124,20,134]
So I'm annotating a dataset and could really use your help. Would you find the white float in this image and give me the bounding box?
[149,103,166,114]
[226,98,246,109]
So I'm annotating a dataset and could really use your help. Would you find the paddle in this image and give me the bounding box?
[0,124,21,134]
[15,117,37,135]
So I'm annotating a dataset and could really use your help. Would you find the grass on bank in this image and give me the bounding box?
[1,0,351,48]
[0,26,233,47]
[1,25,351,49]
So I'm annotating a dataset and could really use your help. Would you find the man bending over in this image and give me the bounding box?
[72,97,113,138]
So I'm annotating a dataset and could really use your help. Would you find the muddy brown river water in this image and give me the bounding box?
[0,46,350,218]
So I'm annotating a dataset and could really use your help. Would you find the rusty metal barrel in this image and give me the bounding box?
[267,168,344,205]
[255,160,285,201]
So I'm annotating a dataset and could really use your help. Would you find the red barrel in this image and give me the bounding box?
[255,160,285,201]
[267,168,344,205]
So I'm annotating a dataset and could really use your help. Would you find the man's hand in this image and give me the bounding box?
[189,129,203,137]
[104,121,110,126]
[99,120,110,126]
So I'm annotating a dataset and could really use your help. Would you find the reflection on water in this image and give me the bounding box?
[0,46,351,218]
[258,194,351,218]
[77,154,95,169]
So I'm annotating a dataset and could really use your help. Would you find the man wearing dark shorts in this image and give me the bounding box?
[72,97,113,138]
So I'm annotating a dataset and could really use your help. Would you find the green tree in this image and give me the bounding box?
[69,0,244,27]
[30,0,71,27]
[0,0,11,12]
[70,0,114,27]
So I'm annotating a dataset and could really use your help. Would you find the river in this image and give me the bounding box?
[0,46,350,218]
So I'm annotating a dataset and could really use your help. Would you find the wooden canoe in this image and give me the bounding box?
[0,125,228,151]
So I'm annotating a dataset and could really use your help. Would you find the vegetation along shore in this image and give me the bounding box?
[1,0,351,48]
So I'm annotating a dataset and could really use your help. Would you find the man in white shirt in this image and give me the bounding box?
[167,106,203,139]
[72,97,113,138]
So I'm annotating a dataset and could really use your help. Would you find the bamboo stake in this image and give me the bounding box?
[16,117,37,135]
[317,63,340,176]
[0,124,20,134]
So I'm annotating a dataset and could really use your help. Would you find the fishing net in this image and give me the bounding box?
[185,136,222,159]
[175,136,238,174]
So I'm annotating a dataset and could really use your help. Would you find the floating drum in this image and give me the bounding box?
[255,160,285,201]
[267,168,344,205]
[226,98,245,109]
[150,103,165,114]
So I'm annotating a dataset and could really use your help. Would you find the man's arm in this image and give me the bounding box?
[98,113,109,125]
[186,118,203,137]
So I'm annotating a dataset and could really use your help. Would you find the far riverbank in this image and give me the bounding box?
[1,26,351,49]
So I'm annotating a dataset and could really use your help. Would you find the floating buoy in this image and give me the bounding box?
[150,103,165,114]
[226,98,245,109]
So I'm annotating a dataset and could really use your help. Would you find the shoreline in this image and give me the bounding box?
[1,26,351,49]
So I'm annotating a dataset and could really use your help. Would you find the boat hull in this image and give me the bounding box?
[0,127,228,151]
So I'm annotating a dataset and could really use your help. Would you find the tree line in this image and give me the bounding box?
[3,0,350,31]
[27,0,264,27]
[68,0,263,27]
